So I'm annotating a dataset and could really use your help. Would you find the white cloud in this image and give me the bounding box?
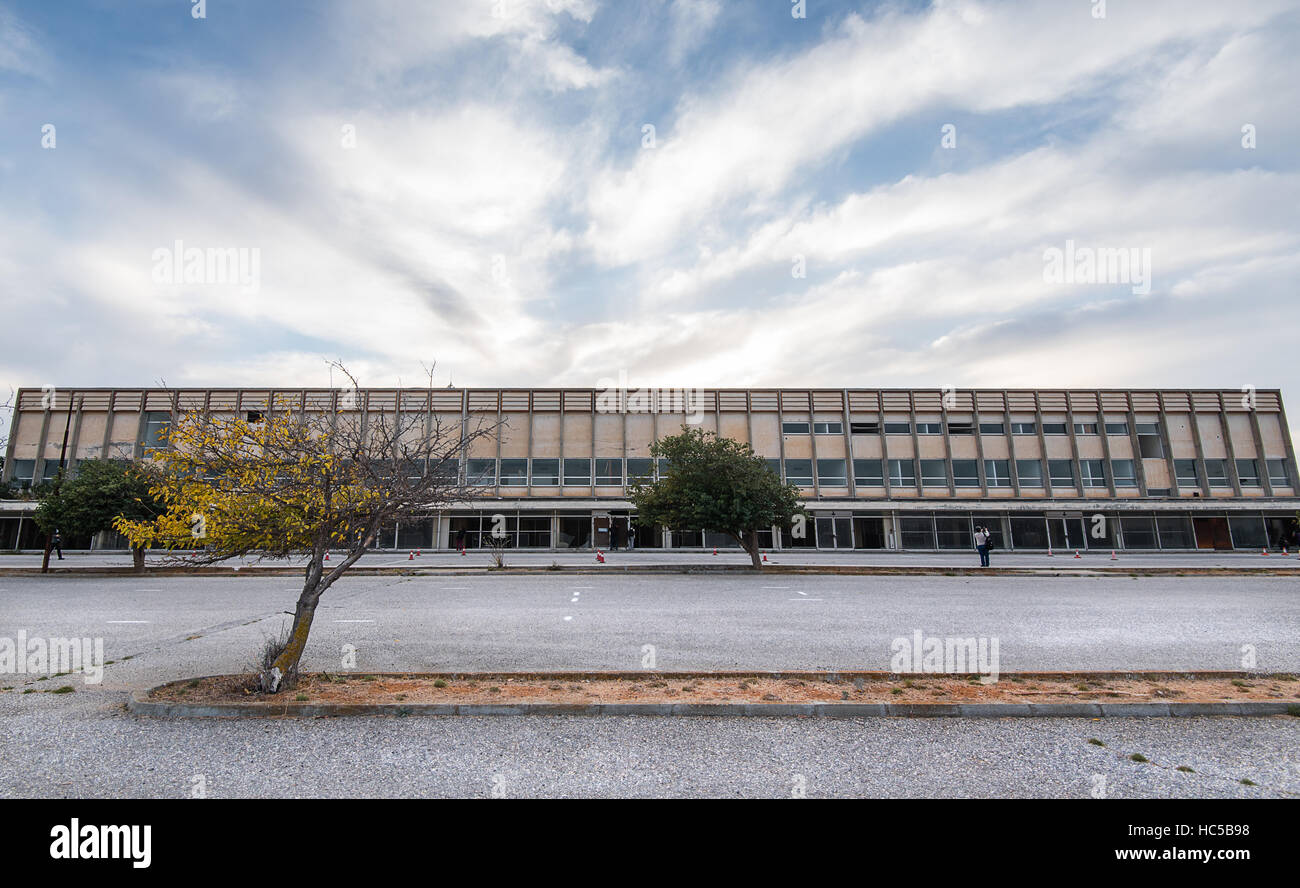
[583,0,1289,264]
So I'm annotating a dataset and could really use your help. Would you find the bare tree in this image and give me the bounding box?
[116,363,500,692]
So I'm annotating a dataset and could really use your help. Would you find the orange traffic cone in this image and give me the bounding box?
[1073,550,1081,559]
[1110,550,1117,561]
[596,550,605,564]
[762,553,769,563]
[324,552,330,561]
[1047,547,1053,557]
[712,547,718,556]
[1261,547,1269,556]
[416,549,421,557]
[408,551,414,561]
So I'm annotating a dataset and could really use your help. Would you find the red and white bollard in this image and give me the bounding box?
[762,553,769,563]
[596,550,605,564]
[324,551,330,561]
[712,547,718,556]
[1110,550,1117,561]
[1073,550,1081,559]
[1047,547,1054,557]
[408,551,414,561]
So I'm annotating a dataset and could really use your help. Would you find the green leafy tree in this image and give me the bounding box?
[33,460,161,571]
[628,427,805,568]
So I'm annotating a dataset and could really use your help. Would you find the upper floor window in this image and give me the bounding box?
[884,422,912,434]
[1204,459,1230,488]
[947,421,974,435]
[1104,422,1129,435]
[850,421,879,435]
[498,458,528,485]
[781,421,810,434]
[1016,459,1043,487]
[143,411,171,450]
[1073,422,1099,435]
[916,422,942,435]
[466,458,496,486]
[815,459,847,486]
[888,458,915,487]
[595,458,623,486]
[853,458,884,486]
[784,459,814,487]
[1235,459,1260,487]
[952,459,980,487]
[1079,459,1107,488]
[978,422,1005,434]
[563,458,592,486]
[1267,458,1290,487]
[625,458,653,482]
[812,421,842,435]
[1048,459,1075,487]
[984,459,1012,487]
[1042,422,1068,435]
[1011,422,1036,434]
[919,459,946,487]
[1111,459,1137,488]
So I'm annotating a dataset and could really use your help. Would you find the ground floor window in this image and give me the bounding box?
[1227,516,1266,549]
[1120,516,1158,549]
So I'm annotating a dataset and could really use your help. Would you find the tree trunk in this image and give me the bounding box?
[261,588,320,693]
[741,530,763,569]
[132,545,146,573]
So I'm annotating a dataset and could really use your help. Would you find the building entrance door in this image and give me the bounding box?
[1193,517,1232,550]
[853,517,886,549]
[593,514,611,550]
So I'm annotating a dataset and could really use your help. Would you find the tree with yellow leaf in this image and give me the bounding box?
[115,365,498,693]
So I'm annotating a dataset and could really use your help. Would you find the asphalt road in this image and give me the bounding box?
[1,573,1297,798]
[1,573,1295,675]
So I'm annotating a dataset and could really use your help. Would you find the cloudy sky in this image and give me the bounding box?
[1,0,1297,417]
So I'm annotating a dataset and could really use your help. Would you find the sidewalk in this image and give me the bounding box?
[2,549,1296,571]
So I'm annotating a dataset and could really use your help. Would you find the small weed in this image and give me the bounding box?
[1130,753,1149,763]
[294,693,308,702]
[49,686,75,694]
[1240,778,1256,786]
[1176,766,1195,773]
[433,679,447,689]
[1088,738,1105,747]
[891,688,904,696]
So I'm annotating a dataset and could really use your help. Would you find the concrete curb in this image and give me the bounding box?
[127,671,1300,719]
[6,564,1300,578]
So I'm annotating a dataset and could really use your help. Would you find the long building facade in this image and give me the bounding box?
[3,386,1298,553]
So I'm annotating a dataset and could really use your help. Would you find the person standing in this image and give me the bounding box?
[974,525,990,568]
[51,529,64,560]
